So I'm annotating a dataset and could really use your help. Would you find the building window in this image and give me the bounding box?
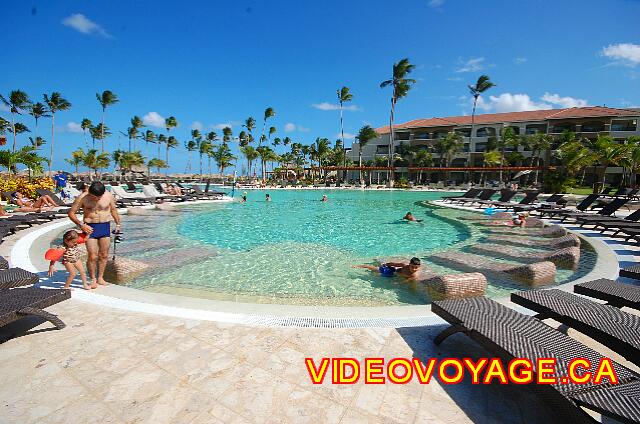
[611,119,637,131]
[474,143,487,152]
[581,121,605,132]
[434,130,449,139]
[376,145,389,154]
[476,127,496,137]
[525,124,547,134]
[413,132,430,139]
[455,128,471,137]
[394,132,410,141]
[550,123,576,133]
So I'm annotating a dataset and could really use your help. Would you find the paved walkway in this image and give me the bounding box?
[1,299,557,424]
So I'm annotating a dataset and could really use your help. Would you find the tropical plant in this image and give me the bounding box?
[380,58,415,185]
[148,158,168,175]
[413,149,433,183]
[28,136,46,149]
[238,130,248,147]
[156,134,167,159]
[81,118,92,147]
[337,86,353,181]
[355,125,379,184]
[198,139,212,179]
[260,108,275,147]
[65,148,85,175]
[165,135,178,165]
[0,146,47,176]
[127,116,144,151]
[44,92,71,173]
[185,139,197,173]
[243,117,256,145]
[468,75,495,144]
[267,126,276,146]
[213,143,236,175]
[95,90,118,152]
[497,126,519,183]
[523,132,553,185]
[436,131,464,181]
[241,145,259,177]
[82,149,110,177]
[0,90,31,152]
[256,146,277,182]
[92,123,111,153]
[165,116,178,134]
[588,135,629,192]
[28,102,50,153]
[142,130,156,157]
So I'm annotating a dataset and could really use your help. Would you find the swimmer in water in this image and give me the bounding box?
[402,212,422,222]
[322,195,328,202]
[354,257,423,281]
[265,193,271,202]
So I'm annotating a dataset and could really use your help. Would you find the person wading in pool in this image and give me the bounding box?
[68,181,122,289]
[354,257,423,281]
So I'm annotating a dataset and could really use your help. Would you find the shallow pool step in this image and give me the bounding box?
[142,247,217,269]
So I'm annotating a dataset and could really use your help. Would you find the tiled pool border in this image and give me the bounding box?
[1,200,620,328]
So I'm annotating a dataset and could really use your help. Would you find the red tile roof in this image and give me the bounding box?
[375,106,639,134]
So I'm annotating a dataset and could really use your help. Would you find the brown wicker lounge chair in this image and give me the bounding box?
[512,289,640,367]
[487,233,581,249]
[0,256,8,270]
[469,244,580,269]
[0,268,39,289]
[574,279,640,311]
[430,251,556,286]
[1,286,70,330]
[432,296,640,424]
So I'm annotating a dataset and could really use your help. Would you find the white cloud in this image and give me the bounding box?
[455,57,485,73]
[62,13,112,38]
[602,43,640,67]
[541,93,588,108]
[211,122,233,130]
[474,92,589,113]
[284,123,310,133]
[514,57,527,65]
[190,121,203,131]
[337,132,356,140]
[311,102,360,111]
[429,0,445,8]
[142,112,166,128]
[65,122,84,133]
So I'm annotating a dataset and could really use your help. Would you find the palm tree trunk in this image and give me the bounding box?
[49,113,55,175]
[339,100,346,183]
[358,151,363,184]
[101,108,105,153]
[34,118,39,153]
[11,113,16,153]
[388,98,396,186]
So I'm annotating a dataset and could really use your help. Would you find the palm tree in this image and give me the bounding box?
[29,102,50,153]
[355,125,379,184]
[624,136,640,187]
[165,136,178,165]
[413,149,433,184]
[28,136,46,149]
[380,58,416,186]
[113,150,145,178]
[81,118,92,147]
[238,130,248,147]
[589,135,629,192]
[436,131,464,182]
[44,92,72,173]
[156,134,167,159]
[185,140,197,173]
[82,149,110,177]
[468,75,496,160]
[0,90,31,152]
[165,116,178,135]
[0,146,46,176]
[337,86,353,182]
[65,148,85,176]
[213,143,236,176]
[267,126,276,146]
[128,116,144,151]
[260,107,275,147]
[243,117,256,145]
[93,123,111,152]
[148,158,168,176]
[143,130,156,157]
[241,145,259,177]
[524,133,553,185]
[198,139,211,179]
[256,146,277,182]
[497,126,519,183]
[95,90,118,152]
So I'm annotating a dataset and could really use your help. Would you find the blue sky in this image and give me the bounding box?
[2,0,639,173]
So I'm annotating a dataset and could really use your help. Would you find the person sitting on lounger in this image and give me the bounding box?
[355,257,423,281]
[10,191,56,211]
[402,212,422,222]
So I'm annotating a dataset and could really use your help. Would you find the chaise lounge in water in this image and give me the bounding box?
[486,233,581,249]
[430,251,557,286]
[469,244,580,269]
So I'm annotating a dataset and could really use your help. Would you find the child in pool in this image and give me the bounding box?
[48,229,91,290]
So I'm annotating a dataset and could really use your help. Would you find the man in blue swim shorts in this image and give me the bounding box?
[68,181,122,289]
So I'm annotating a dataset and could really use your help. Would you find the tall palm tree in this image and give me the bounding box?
[165,116,178,135]
[93,123,111,153]
[213,143,236,176]
[43,92,71,173]
[241,145,259,177]
[156,134,167,159]
[238,130,248,147]
[468,75,496,161]
[243,117,256,145]
[256,146,277,182]
[0,90,31,152]
[29,102,50,153]
[497,126,519,183]
[166,136,178,164]
[355,125,379,184]
[65,148,85,176]
[82,148,110,177]
[129,115,144,151]
[337,86,353,182]
[95,90,118,152]
[221,127,232,143]
[198,139,211,179]
[413,149,433,183]
[143,130,156,157]
[380,59,416,186]
[81,118,92,148]
[260,107,275,147]
[148,158,168,176]
[267,126,276,146]
[185,140,197,173]
[436,131,464,182]
[589,135,629,193]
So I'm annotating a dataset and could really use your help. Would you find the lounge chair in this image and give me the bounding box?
[0,256,8,269]
[429,251,556,286]
[574,279,640,311]
[586,209,640,235]
[487,233,581,249]
[619,264,640,280]
[441,188,482,203]
[141,185,185,202]
[1,286,70,330]
[538,194,599,219]
[515,193,567,212]
[469,244,580,269]
[512,289,640,367]
[431,296,640,424]
[560,198,628,223]
[0,268,40,289]
[109,185,153,206]
[455,189,497,206]
[492,191,540,210]
[475,189,518,207]
[35,189,72,207]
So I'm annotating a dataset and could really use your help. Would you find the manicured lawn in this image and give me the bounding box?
[567,187,596,195]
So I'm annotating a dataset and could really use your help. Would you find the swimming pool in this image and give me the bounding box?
[112,190,596,306]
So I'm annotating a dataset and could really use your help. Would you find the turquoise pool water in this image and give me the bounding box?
[117,190,596,306]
